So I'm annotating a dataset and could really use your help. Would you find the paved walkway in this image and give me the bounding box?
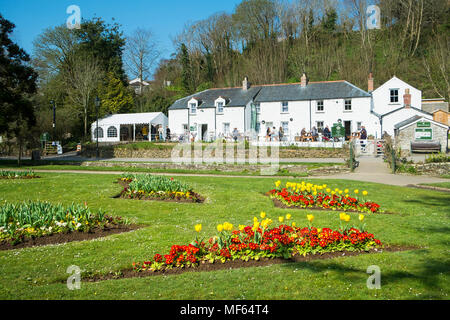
[311,156,448,186]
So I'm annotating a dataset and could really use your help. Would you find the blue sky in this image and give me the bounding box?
[0,0,242,60]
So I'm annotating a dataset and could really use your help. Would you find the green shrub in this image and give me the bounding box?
[425,153,450,163]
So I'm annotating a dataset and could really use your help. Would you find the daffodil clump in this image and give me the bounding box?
[0,170,39,179]
[0,201,127,244]
[269,181,381,213]
[120,174,202,203]
[133,212,383,273]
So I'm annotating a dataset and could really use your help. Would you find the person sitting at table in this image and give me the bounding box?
[323,126,331,140]
[300,128,307,141]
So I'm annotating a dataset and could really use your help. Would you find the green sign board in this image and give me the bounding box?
[417,122,431,128]
[190,125,197,132]
[415,128,433,140]
[331,123,345,138]
[40,133,50,142]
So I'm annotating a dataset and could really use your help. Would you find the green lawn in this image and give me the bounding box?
[421,182,450,190]
[0,173,449,300]
[0,160,344,178]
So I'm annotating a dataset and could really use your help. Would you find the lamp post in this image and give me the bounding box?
[50,100,56,141]
[95,97,100,159]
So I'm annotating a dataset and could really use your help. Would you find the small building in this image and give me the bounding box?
[422,98,449,113]
[394,116,449,154]
[91,112,168,143]
[433,109,450,126]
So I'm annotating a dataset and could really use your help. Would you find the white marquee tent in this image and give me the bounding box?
[91,112,168,143]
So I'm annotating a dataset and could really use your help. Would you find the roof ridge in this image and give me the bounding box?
[207,80,348,90]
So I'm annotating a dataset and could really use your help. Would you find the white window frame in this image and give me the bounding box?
[390,89,399,104]
[223,123,230,135]
[281,101,289,113]
[316,121,324,133]
[107,126,117,138]
[344,99,352,112]
[217,101,224,114]
[316,101,324,112]
[190,103,197,115]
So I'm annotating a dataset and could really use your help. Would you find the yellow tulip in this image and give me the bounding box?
[354,189,359,194]
[359,214,365,222]
[275,181,281,188]
[344,215,351,222]
[260,212,266,219]
[217,224,224,232]
[326,188,331,193]
[194,224,202,233]
[363,191,368,196]
[344,189,349,194]
[286,214,292,220]
[307,215,314,223]
[239,225,246,231]
[279,216,285,223]
[292,222,297,227]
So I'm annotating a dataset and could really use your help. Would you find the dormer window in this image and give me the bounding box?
[217,102,224,113]
[215,97,226,114]
[281,101,289,113]
[190,102,197,114]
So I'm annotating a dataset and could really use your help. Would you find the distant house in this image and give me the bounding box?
[129,78,152,95]
[433,109,450,126]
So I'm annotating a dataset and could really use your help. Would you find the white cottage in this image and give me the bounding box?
[168,74,438,143]
[91,112,168,143]
[169,75,378,142]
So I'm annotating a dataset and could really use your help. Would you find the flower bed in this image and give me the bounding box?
[0,201,130,246]
[0,170,40,179]
[132,212,383,274]
[267,181,382,213]
[117,174,204,203]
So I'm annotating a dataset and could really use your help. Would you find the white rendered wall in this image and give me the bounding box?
[382,108,433,137]
[372,77,422,116]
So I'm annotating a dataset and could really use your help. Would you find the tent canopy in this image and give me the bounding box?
[92,112,167,127]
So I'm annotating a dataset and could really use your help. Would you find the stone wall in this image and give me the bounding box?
[411,162,450,176]
[81,143,347,159]
[80,161,349,176]
[396,122,448,155]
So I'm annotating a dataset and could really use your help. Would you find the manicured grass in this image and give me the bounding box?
[0,160,344,178]
[421,182,450,190]
[0,173,448,300]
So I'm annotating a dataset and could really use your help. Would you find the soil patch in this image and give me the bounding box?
[0,224,142,251]
[0,176,41,180]
[114,180,205,203]
[267,194,397,215]
[86,245,418,282]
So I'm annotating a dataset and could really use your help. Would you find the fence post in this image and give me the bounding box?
[391,147,396,174]
[350,141,354,172]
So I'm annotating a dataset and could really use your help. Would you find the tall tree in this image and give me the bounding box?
[124,28,160,92]
[0,15,37,164]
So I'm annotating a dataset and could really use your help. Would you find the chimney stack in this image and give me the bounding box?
[368,73,374,92]
[300,73,308,88]
[404,89,411,108]
[243,76,249,91]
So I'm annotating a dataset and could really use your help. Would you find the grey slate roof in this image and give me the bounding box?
[168,81,371,111]
[394,115,423,130]
[254,81,371,103]
[169,86,262,110]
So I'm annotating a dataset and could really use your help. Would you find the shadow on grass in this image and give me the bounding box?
[279,248,449,297]
[401,194,450,211]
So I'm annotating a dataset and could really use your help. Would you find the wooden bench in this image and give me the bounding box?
[411,141,441,153]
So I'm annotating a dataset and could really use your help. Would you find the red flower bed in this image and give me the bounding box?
[268,181,382,213]
[133,221,383,273]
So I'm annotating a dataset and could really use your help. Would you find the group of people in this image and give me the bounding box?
[299,126,329,142]
[141,125,171,142]
[265,126,285,142]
